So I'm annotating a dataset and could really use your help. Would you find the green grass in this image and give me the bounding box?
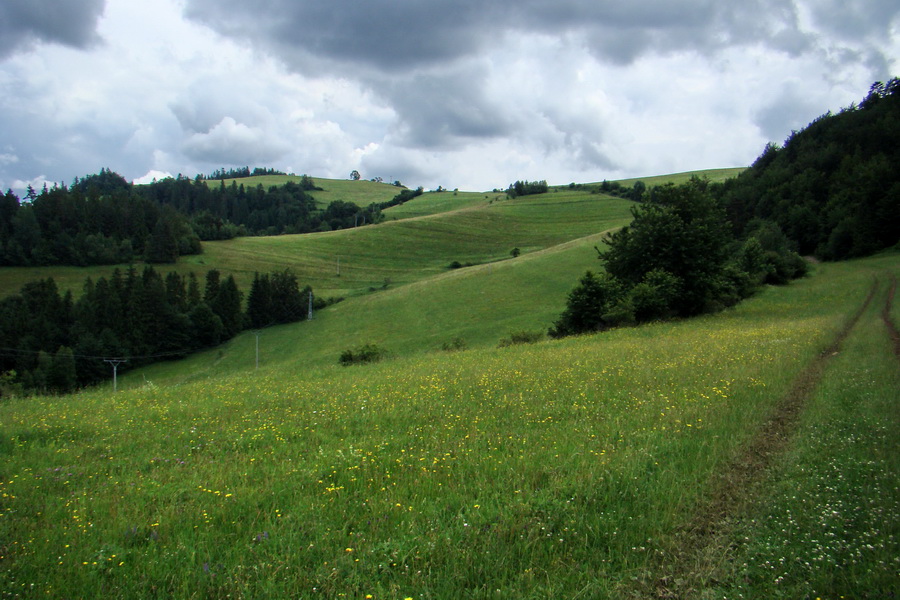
[306,178,412,208]
[607,167,746,187]
[1,253,895,599]
[208,175,407,208]
[0,190,634,300]
[0,168,739,300]
[123,225,620,387]
[709,256,900,599]
[383,191,503,220]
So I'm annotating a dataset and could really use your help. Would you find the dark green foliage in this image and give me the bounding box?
[552,178,810,338]
[0,169,201,267]
[718,78,900,260]
[245,272,273,329]
[597,180,645,201]
[0,166,387,267]
[339,343,387,366]
[549,271,624,337]
[146,216,179,264]
[506,180,549,199]
[47,347,77,394]
[498,330,545,348]
[189,302,224,348]
[628,269,680,322]
[210,275,244,339]
[268,270,307,324]
[201,166,292,180]
[376,186,423,210]
[322,200,383,230]
[441,337,468,352]
[601,179,733,316]
[246,269,311,328]
[0,266,318,395]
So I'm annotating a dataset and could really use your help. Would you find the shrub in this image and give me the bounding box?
[498,330,544,348]
[441,337,468,352]
[339,344,387,366]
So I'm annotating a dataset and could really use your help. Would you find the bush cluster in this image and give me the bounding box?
[550,179,808,338]
[339,344,387,366]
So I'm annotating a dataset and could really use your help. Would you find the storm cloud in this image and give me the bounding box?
[0,0,897,193]
[0,0,105,58]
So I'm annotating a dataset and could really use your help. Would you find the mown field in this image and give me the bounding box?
[1,251,897,599]
[0,189,633,300]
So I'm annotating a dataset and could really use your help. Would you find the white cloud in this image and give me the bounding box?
[133,170,174,185]
[0,0,897,194]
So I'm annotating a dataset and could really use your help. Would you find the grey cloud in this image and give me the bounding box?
[185,0,883,157]
[181,117,291,165]
[0,0,106,59]
[804,0,900,41]
[170,80,273,134]
[378,67,515,149]
[754,87,822,143]
[185,0,827,72]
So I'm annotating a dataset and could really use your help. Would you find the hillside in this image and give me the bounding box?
[2,250,896,598]
[0,187,634,300]
[719,78,900,259]
[1,158,897,597]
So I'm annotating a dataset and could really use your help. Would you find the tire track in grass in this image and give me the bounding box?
[882,274,900,361]
[644,278,880,600]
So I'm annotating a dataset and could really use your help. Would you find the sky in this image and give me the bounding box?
[0,0,897,194]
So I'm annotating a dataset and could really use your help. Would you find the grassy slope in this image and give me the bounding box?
[1,253,895,599]
[208,176,404,208]
[0,169,732,299]
[126,224,618,388]
[0,191,633,300]
[606,166,746,187]
[711,255,900,598]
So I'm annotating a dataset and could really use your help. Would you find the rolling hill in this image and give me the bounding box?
[0,167,897,599]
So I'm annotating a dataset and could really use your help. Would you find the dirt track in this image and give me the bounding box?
[644,278,881,599]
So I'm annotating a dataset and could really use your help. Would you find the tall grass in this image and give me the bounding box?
[1,254,892,598]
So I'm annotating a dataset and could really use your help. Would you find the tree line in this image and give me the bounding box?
[0,267,330,396]
[200,166,289,180]
[506,180,549,198]
[0,170,389,267]
[0,170,201,267]
[552,78,899,337]
[550,178,807,337]
[715,78,900,260]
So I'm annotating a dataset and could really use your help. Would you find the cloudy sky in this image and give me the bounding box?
[1,0,897,194]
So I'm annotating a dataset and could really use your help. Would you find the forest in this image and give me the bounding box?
[0,267,331,395]
[716,78,900,260]
[0,170,390,267]
[550,79,900,337]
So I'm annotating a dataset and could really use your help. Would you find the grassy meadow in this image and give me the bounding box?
[1,250,897,598]
[208,176,404,209]
[0,189,633,300]
[605,167,746,188]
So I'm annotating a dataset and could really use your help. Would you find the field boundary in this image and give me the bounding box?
[644,277,880,599]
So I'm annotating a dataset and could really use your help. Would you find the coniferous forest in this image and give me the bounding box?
[0,267,332,395]
[0,170,389,267]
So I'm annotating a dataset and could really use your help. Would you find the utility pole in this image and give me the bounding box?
[104,358,127,392]
[254,331,261,370]
[308,291,314,320]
